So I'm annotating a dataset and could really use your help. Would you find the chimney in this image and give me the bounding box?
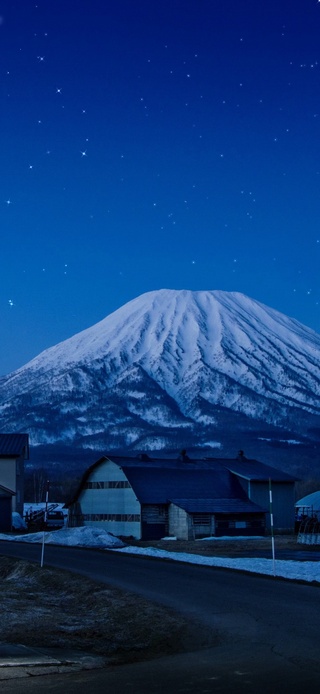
[178,449,190,462]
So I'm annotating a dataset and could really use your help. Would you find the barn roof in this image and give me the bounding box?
[122,466,258,507]
[116,453,296,481]
[66,451,296,507]
[0,434,29,459]
[206,457,297,482]
[170,498,266,514]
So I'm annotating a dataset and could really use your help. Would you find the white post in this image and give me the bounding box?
[40,481,50,568]
[269,478,276,577]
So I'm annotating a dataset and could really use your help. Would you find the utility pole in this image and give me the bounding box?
[269,478,276,576]
[40,480,50,568]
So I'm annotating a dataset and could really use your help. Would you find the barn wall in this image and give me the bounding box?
[250,481,295,533]
[76,459,141,538]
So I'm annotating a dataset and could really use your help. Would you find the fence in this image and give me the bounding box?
[297,515,320,545]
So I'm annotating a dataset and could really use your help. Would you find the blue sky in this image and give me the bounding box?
[1,0,320,375]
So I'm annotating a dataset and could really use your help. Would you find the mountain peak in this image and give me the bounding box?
[0,289,320,454]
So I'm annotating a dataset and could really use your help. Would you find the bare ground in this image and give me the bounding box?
[124,534,309,558]
[0,556,217,666]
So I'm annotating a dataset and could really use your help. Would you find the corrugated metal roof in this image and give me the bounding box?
[205,457,297,482]
[122,466,249,505]
[0,434,29,458]
[115,454,296,481]
[170,498,266,514]
[67,452,296,507]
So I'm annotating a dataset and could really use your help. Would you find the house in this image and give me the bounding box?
[0,434,29,531]
[67,452,297,539]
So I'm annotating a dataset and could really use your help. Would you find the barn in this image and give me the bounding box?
[67,452,296,540]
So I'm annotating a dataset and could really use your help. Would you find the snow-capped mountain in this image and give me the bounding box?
[0,289,320,457]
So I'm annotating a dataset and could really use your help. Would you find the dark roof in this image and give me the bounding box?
[0,484,15,496]
[206,457,297,482]
[67,451,296,507]
[0,434,29,459]
[170,498,266,514]
[115,453,296,481]
[122,466,251,505]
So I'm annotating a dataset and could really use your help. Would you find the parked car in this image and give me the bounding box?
[45,510,65,529]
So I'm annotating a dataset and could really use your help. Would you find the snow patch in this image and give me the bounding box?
[0,526,125,548]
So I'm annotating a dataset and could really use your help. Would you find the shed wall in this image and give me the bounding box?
[250,481,295,533]
[168,504,189,540]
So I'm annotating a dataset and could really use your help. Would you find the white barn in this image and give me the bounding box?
[67,452,296,540]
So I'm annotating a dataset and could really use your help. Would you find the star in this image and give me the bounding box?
[56,88,61,94]
[80,150,87,157]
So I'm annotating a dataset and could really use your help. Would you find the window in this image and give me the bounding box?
[81,513,140,522]
[84,480,131,489]
[193,514,211,526]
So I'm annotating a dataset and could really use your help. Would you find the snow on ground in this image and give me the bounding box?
[0,526,125,548]
[0,528,320,583]
[114,545,320,583]
[12,512,27,530]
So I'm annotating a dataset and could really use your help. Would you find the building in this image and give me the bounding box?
[206,452,297,534]
[0,434,29,531]
[0,484,16,533]
[67,452,296,539]
[295,491,320,518]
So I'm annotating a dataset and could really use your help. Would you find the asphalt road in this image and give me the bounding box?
[1,541,320,693]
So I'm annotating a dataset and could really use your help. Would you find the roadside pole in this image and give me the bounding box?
[40,480,50,568]
[269,477,276,576]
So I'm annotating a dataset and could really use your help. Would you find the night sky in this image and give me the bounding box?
[1,0,320,375]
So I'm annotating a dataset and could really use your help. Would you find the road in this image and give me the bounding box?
[1,541,320,692]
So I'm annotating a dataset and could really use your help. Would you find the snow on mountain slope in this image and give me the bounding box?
[0,289,320,448]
